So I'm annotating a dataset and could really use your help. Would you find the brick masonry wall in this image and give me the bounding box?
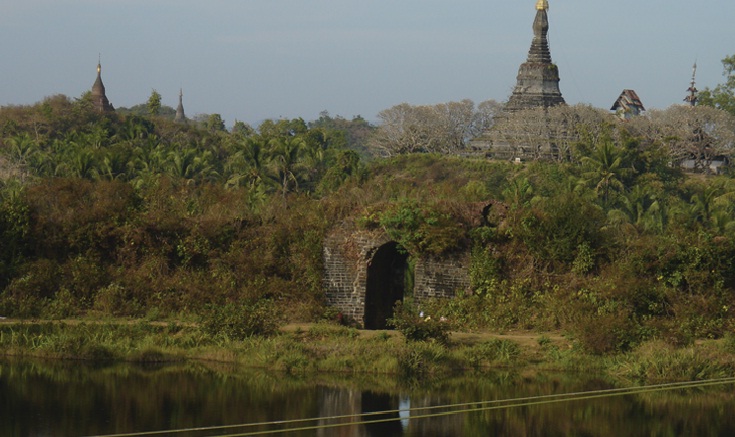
[414,253,471,301]
[323,227,471,327]
[323,229,390,326]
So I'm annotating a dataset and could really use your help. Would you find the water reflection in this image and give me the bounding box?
[1,358,734,437]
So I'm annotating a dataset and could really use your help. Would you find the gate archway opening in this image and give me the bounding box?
[364,242,410,330]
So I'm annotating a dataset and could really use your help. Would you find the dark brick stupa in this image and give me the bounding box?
[505,0,565,111]
[91,61,114,113]
[174,89,187,124]
[468,1,566,160]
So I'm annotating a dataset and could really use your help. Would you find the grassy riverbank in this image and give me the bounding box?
[2,319,734,384]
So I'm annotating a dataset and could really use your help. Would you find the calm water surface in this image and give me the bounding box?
[2,358,734,436]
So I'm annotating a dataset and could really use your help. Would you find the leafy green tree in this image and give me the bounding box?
[318,149,362,193]
[202,114,226,133]
[515,192,606,266]
[147,89,162,116]
[699,55,735,116]
[258,118,308,138]
[309,111,375,157]
[231,120,255,137]
[0,180,30,288]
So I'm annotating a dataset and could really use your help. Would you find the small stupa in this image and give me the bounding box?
[91,59,114,112]
[684,62,698,107]
[174,89,187,124]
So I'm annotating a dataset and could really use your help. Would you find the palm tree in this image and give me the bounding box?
[224,136,271,190]
[608,185,667,235]
[163,147,218,184]
[4,134,39,181]
[267,136,306,198]
[502,177,534,209]
[687,180,735,230]
[580,140,632,208]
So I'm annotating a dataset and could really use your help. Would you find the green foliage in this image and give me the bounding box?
[699,54,735,116]
[469,234,503,295]
[93,283,144,317]
[374,198,467,255]
[2,95,735,357]
[146,89,162,116]
[200,300,282,341]
[389,299,450,344]
[513,192,606,266]
[0,180,30,287]
[724,331,735,353]
[571,242,595,274]
[612,340,735,382]
[573,311,638,355]
[464,339,521,369]
[397,341,448,377]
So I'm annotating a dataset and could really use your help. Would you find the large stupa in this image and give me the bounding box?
[505,0,565,111]
[469,1,567,160]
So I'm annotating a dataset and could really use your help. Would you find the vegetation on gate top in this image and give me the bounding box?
[0,82,735,357]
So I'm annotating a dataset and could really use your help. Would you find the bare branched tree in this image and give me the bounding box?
[488,104,611,161]
[639,106,735,173]
[369,99,500,157]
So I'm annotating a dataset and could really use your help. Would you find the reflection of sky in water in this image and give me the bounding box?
[399,396,410,429]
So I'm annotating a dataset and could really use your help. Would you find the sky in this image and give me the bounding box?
[1,0,734,127]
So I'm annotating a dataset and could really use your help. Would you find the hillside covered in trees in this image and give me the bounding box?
[1,91,735,355]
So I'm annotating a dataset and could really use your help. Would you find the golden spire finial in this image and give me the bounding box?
[536,0,549,11]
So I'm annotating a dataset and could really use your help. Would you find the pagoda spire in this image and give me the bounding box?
[504,1,565,111]
[174,88,187,124]
[91,58,114,112]
[684,62,698,107]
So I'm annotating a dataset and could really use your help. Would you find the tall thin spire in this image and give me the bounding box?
[91,58,114,112]
[505,0,565,111]
[684,62,698,107]
[174,88,187,124]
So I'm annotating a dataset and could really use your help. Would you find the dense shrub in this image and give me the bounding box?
[512,192,607,267]
[573,310,638,355]
[389,300,450,344]
[200,300,282,340]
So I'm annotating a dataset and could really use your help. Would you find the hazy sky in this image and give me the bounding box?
[1,0,733,127]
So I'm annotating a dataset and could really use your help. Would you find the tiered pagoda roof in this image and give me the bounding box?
[504,0,565,111]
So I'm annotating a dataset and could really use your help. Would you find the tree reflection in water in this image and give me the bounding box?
[1,358,734,437]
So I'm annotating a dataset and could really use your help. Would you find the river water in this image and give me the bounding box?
[2,358,734,437]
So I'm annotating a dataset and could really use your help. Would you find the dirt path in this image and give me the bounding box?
[1,319,572,353]
[281,323,572,352]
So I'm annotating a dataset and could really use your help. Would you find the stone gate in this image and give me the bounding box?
[323,227,470,329]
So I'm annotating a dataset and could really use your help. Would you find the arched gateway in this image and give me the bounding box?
[323,229,470,329]
[364,242,408,330]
